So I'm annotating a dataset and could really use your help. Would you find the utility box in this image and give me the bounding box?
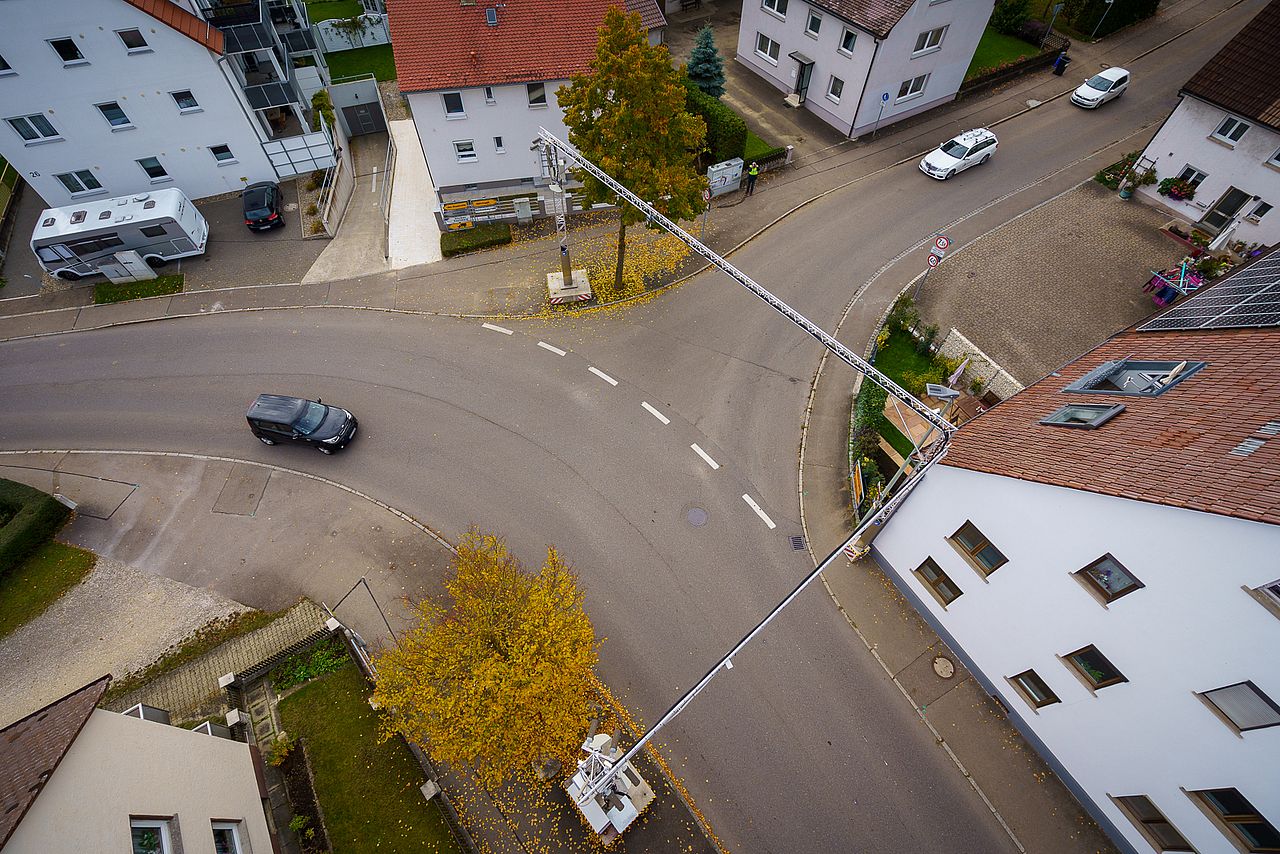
[707,158,744,197]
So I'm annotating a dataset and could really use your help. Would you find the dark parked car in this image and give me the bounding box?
[246,394,357,454]
[242,181,285,231]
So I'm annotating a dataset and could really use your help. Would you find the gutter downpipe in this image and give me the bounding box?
[850,34,882,139]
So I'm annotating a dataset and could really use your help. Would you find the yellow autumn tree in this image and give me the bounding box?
[372,530,600,787]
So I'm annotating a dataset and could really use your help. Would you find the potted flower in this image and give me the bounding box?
[1157,177,1197,202]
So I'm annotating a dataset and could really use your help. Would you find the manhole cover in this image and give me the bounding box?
[933,656,956,679]
[687,507,709,527]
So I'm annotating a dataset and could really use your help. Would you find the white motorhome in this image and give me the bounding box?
[31,189,208,281]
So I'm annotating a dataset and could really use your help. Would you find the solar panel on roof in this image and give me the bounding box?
[1139,251,1280,332]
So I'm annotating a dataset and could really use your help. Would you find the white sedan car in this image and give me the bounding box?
[1071,67,1130,108]
[919,128,998,180]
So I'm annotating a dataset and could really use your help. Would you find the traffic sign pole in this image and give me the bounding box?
[914,234,949,299]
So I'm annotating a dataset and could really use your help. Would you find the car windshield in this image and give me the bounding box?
[1086,75,1113,91]
[293,401,328,435]
[940,140,970,158]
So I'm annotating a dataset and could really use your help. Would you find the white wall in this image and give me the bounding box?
[406,80,573,193]
[0,0,278,207]
[873,463,1280,854]
[6,709,272,854]
[1138,95,1280,247]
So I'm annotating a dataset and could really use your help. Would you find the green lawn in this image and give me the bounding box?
[305,0,363,21]
[279,664,460,854]
[743,129,776,161]
[965,27,1039,79]
[880,416,916,458]
[324,44,396,82]
[94,274,183,304]
[0,542,95,642]
[874,329,936,385]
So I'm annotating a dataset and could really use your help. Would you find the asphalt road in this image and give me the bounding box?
[0,1,1266,850]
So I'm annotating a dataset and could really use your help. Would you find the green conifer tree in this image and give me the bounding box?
[686,26,726,98]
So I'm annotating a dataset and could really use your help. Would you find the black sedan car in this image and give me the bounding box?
[246,394,357,454]
[242,181,285,231]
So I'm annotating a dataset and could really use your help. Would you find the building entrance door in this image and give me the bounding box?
[1202,187,1251,232]
[788,51,815,104]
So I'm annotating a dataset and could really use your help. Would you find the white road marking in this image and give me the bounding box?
[481,322,514,335]
[588,366,618,386]
[537,341,567,356]
[742,494,776,529]
[691,443,720,470]
[371,165,378,194]
[641,402,670,425]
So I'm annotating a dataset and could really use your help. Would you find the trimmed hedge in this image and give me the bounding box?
[0,479,70,575]
[440,222,512,258]
[684,80,746,164]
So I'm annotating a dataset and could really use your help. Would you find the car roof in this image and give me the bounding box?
[246,394,309,421]
[1097,66,1129,79]
[950,128,995,145]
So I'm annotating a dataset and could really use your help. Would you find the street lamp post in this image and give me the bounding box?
[1090,0,1115,40]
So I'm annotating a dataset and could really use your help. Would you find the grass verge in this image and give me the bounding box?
[0,542,95,642]
[325,44,396,82]
[104,608,285,703]
[441,222,512,258]
[93,274,183,305]
[279,663,460,853]
[965,27,1038,79]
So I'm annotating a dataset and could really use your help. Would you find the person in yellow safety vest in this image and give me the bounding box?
[746,162,759,196]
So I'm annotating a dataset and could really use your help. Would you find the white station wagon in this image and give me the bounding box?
[1072,66,1130,108]
[919,128,999,180]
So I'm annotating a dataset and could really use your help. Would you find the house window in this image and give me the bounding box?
[1269,147,1280,167]
[1199,681,1280,732]
[1178,165,1208,186]
[1213,116,1250,144]
[7,114,61,142]
[1247,200,1273,221]
[1114,796,1195,852]
[1065,359,1204,396]
[493,136,505,153]
[948,521,1007,575]
[805,10,822,35]
[1041,402,1125,428]
[212,821,245,854]
[484,86,495,103]
[826,75,843,102]
[1064,644,1126,689]
[453,140,476,162]
[0,53,14,75]
[1010,670,1059,708]
[913,557,962,605]
[117,29,150,52]
[1075,554,1143,602]
[130,818,174,854]
[49,38,86,64]
[96,101,133,129]
[210,144,235,163]
[897,73,928,101]
[171,90,200,112]
[136,156,169,181]
[762,0,788,17]
[1190,788,1280,852]
[442,91,465,117]
[914,26,947,53]
[755,33,780,64]
[526,82,547,107]
[839,28,857,54]
[54,169,102,195]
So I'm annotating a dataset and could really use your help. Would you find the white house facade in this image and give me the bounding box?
[868,252,1280,854]
[1136,1,1279,248]
[735,0,993,137]
[0,0,334,209]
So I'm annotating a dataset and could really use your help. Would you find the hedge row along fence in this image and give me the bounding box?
[958,34,1069,98]
[440,222,512,258]
[0,479,71,575]
[684,80,747,164]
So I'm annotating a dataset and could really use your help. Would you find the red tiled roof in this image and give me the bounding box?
[0,677,111,847]
[389,0,624,93]
[626,0,667,32]
[121,0,225,54]
[813,0,915,40]
[942,256,1280,525]
[1182,0,1280,131]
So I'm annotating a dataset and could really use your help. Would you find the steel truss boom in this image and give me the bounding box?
[535,128,956,435]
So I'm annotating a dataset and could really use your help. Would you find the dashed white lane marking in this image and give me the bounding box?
[588,366,618,386]
[481,322,514,335]
[537,341,567,356]
[691,443,720,470]
[641,402,670,425]
[742,494,776,529]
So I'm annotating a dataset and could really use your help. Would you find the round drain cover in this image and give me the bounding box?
[933,656,956,679]
[687,507,709,527]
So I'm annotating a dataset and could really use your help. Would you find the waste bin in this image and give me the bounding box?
[1052,52,1071,76]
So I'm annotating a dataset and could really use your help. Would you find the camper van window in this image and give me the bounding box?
[70,211,87,224]
[143,200,157,210]
[66,234,124,256]
[140,225,167,238]
[37,248,60,263]
[99,211,112,220]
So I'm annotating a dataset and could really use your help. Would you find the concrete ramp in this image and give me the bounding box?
[387,119,443,269]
